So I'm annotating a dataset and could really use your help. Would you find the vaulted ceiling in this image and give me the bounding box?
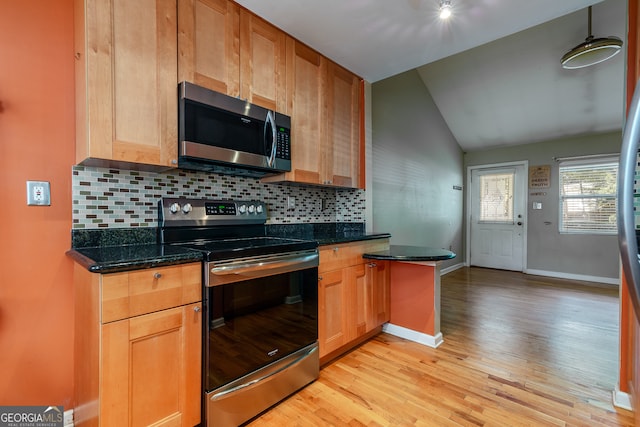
[235,0,627,151]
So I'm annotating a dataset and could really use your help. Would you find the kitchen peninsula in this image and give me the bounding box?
[364,245,456,348]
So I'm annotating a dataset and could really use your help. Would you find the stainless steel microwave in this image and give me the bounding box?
[178,81,291,177]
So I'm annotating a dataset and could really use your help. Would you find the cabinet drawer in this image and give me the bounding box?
[101,263,201,323]
[319,239,389,273]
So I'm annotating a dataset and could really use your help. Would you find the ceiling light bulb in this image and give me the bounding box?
[439,1,452,20]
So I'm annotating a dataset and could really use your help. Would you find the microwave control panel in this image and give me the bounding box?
[276,127,290,160]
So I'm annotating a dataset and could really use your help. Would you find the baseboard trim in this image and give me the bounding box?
[441,262,465,276]
[382,323,443,348]
[64,409,74,427]
[525,268,618,286]
[612,385,633,411]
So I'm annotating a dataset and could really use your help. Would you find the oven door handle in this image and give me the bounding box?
[209,252,318,280]
[209,343,318,402]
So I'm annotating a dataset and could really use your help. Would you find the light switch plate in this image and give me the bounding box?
[27,181,51,206]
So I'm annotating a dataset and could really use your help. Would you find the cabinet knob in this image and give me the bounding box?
[194,306,201,313]
[318,275,323,281]
[153,272,162,279]
[368,262,377,268]
[333,247,339,252]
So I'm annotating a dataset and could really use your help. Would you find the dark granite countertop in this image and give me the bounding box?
[363,245,456,262]
[68,223,390,273]
[314,232,391,245]
[266,223,390,245]
[66,245,204,273]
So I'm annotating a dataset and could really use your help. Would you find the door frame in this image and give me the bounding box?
[465,160,528,271]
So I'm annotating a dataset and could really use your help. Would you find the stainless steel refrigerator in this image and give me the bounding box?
[619,80,640,315]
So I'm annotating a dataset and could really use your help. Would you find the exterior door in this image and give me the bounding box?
[468,163,527,271]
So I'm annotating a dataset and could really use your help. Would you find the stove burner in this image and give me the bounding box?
[175,237,318,261]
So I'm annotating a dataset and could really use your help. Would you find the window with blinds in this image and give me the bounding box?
[558,157,618,233]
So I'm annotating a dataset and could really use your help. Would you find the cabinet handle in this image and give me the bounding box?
[194,306,201,313]
[153,272,162,279]
[333,247,339,252]
[318,275,323,281]
[368,262,377,268]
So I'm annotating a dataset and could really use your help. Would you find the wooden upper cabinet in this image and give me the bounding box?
[277,38,327,185]
[239,10,287,112]
[327,61,362,188]
[178,0,286,111]
[75,0,178,169]
[178,0,240,95]
[264,39,364,188]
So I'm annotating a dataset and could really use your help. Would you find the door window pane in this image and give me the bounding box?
[479,172,514,223]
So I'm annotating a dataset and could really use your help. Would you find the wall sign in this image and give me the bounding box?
[529,165,550,189]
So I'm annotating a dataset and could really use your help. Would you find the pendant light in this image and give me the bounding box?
[561,6,623,69]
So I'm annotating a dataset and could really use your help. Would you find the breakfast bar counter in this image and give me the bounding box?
[363,245,456,348]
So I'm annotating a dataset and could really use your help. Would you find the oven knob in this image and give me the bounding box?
[238,204,247,214]
[248,204,256,214]
[169,203,181,214]
[182,203,192,214]
[256,205,264,214]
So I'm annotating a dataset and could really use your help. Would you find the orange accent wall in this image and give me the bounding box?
[0,0,75,407]
[389,263,436,335]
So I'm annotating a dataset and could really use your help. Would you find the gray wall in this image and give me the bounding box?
[371,70,464,270]
[465,131,621,282]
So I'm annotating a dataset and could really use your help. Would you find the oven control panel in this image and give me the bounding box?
[205,202,237,216]
[159,198,267,226]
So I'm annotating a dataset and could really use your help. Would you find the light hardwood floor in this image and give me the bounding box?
[248,267,634,426]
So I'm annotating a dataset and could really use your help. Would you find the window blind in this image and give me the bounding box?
[558,158,618,233]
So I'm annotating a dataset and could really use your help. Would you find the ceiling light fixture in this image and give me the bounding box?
[561,6,623,69]
[439,0,452,20]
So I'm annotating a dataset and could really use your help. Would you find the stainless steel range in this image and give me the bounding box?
[159,198,319,427]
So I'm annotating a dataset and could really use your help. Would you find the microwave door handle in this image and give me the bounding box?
[619,77,640,322]
[265,110,277,167]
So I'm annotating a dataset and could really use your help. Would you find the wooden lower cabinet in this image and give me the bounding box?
[74,262,202,427]
[368,260,390,327]
[318,268,350,356]
[318,239,390,363]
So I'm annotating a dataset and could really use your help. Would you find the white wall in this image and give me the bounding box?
[371,70,464,270]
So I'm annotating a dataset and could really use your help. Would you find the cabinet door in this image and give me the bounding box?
[318,269,349,358]
[367,260,390,328]
[76,0,178,168]
[178,0,240,96]
[239,10,286,112]
[350,263,369,339]
[101,303,202,427]
[327,61,362,188]
[284,38,326,185]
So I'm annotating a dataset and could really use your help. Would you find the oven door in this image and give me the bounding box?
[204,250,319,393]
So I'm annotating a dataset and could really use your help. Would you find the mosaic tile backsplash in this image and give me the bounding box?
[72,166,366,229]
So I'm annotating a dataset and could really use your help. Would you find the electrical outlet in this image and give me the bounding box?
[27,181,51,206]
[287,196,296,210]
